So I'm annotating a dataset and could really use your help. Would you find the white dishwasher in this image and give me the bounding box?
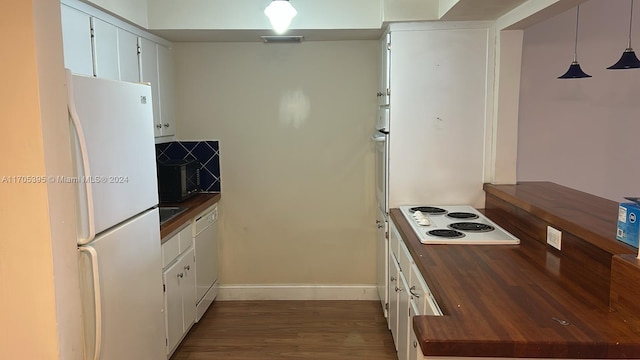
[193,204,218,322]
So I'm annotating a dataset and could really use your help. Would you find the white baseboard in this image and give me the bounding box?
[217,284,379,301]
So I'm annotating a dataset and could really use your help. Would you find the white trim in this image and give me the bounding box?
[217,285,379,301]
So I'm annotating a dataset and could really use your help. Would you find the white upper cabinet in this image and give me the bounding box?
[61,1,175,139]
[157,44,176,137]
[140,39,176,138]
[139,38,161,136]
[117,29,141,83]
[91,18,119,80]
[60,4,93,76]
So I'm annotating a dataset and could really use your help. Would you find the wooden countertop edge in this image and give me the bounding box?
[160,193,221,241]
[483,183,635,256]
[389,208,640,358]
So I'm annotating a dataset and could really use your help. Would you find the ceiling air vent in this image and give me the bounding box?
[260,35,304,44]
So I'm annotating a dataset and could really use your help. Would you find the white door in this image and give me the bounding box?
[69,73,158,236]
[78,209,165,360]
[60,4,93,76]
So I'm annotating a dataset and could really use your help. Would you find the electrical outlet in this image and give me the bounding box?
[547,226,562,250]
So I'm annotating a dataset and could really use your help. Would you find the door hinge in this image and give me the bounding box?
[163,284,166,293]
[385,302,389,311]
[387,43,391,51]
[137,45,141,55]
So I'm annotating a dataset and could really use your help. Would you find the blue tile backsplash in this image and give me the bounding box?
[156,141,221,192]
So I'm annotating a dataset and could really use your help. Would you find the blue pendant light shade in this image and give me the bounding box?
[559,5,592,79]
[559,61,592,78]
[608,0,640,69]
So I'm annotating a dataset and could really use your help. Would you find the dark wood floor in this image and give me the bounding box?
[170,300,397,360]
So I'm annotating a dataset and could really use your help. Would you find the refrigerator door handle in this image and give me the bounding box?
[371,132,387,142]
[79,246,102,360]
[66,69,96,245]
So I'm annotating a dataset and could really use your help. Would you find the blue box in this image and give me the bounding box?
[616,203,640,248]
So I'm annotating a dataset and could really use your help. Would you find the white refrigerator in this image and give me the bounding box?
[67,71,165,360]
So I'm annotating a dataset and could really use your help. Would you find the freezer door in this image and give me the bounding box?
[78,208,165,360]
[69,73,158,237]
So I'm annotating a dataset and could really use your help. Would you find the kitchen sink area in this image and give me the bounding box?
[159,206,187,225]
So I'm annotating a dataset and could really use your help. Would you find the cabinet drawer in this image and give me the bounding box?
[162,224,193,268]
[162,233,180,268]
[389,220,401,260]
[399,240,412,275]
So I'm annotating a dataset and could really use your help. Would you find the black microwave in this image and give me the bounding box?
[157,159,201,203]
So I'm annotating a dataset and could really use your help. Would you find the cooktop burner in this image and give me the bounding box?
[409,206,447,215]
[448,222,494,232]
[399,205,520,245]
[446,212,479,220]
[428,229,465,238]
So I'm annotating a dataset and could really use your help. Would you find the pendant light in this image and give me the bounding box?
[558,5,592,79]
[608,0,640,69]
[264,0,297,35]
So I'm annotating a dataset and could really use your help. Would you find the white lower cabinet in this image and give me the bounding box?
[162,225,196,357]
[388,219,442,360]
[388,251,400,349]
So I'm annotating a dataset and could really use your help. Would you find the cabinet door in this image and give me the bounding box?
[117,29,140,83]
[60,5,93,76]
[398,271,411,360]
[181,247,197,332]
[139,38,161,136]
[388,251,400,349]
[91,18,119,80]
[378,32,391,106]
[376,209,388,318]
[157,44,176,136]
[408,301,423,360]
[163,257,185,354]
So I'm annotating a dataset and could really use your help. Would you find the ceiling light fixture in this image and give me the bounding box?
[264,0,297,35]
[608,0,640,69]
[558,5,592,79]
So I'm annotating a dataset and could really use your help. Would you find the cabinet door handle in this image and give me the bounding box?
[184,265,191,271]
[409,285,420,298]
[177,273,184,278]
[390,276,396,282]
[413,341,418,348]
[163,123,170,128]
[156,123,162,129]
[395,286,401,292]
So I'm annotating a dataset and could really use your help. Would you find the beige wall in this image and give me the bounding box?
[518,0,640,201]
[1,0,82,359]
[174,41,378,286]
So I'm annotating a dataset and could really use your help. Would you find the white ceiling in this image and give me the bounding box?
[149,0,532,42]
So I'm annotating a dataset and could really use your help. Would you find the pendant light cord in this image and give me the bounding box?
[628,0,635,49]
[573,5,580,62]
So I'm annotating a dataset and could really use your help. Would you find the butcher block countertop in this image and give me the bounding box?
[160,193,221,241]
[391,182,640,358]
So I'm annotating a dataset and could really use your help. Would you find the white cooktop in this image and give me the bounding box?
[399,205,520,245]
